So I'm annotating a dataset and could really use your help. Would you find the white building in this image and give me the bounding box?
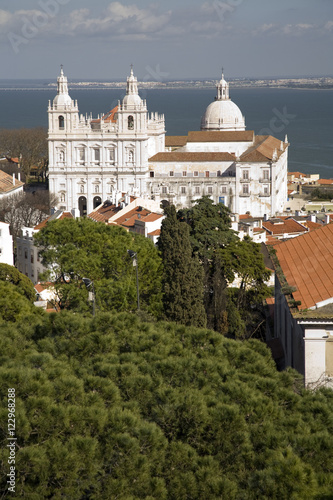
[0,222,13,266]
[16,210,74,284]
[48,69,288,218]
[48,67,165,216]
[0,170,24,200]
[273,223,333,389]
[149,73,288,216]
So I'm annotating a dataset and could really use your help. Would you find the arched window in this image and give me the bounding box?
[128,115,134,130]
[59,116,65,129]
[60,193,65,202]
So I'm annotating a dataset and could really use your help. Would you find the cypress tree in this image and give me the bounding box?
[159,205,206,327]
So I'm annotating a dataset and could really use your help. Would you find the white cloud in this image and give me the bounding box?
[324,20,333,31]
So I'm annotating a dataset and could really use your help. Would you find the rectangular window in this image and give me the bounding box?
[217,170,221,177]
[94,148,100,162]
[181,186,186,194]
[78,148,85,162]
[221,186,227,194]
[169,171,174,177]
[263,169,269,180]
[182,171,187,177]
[195,186,200,194]
[208,186,213,194]
[243,184,249,194]
[263,185,269,195]
[162,186,167,194]
[31,252,34,264]
[150,171,155,177]
[194,171,199,177]
[243,170,249,180]
[205,171,210,178]
[109,149,115,162]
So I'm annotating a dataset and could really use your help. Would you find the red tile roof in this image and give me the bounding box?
[165,136,188,147]
[116,208,151,227]
[187,130,254,143]
[34,211,73,230]
[317,179,333,185]
[276,223,333,310]
[91,105,118,124]
[0,170,24,193]
[149,152,236,162]
[263,218,307,236]
[88,202,121,223]
[240,135,287,163]
[148,229,161,236]
[288,171,306,178]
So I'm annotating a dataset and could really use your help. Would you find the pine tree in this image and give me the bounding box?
[159,205,206,327]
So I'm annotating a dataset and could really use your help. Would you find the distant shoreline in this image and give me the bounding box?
[0,84,333,92]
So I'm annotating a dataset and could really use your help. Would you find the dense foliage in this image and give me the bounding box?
[34,218,162,316]
[158,205,206,327]
[0,309,332,499]
[0,263,36,302]
[169,198,271,337]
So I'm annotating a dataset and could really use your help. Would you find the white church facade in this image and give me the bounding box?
[48,67,165,216]
[48,68,288,217]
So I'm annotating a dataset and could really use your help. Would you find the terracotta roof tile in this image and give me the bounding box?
[276,223,333,310]
[91,105,118,124]
[263,218,307,236]
[34,211,73,230]
[88,202,121,223]
[0,170,24,193]
[240,135,287,163]
[317,179,333,185]
[165,136,188,147]
[149,152,236,162]
[148,229,161,236]
[187,130,254,143]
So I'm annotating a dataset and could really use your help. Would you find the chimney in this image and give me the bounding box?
[12,173,15,186]
[18,172,21,181]
[295,210,300,217]
[325,214,330,225]
[264,214,268,222]
[310,213,316,223]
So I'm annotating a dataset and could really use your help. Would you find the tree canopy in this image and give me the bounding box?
[34,217,162,316]
[176,198,271,337]
[0,310,332,498]
[0,263,36,302]
[158,205,206,327]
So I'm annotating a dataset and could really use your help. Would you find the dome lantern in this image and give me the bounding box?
[200,70,245,131]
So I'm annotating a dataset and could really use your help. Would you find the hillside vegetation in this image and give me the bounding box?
[1,309,332,499]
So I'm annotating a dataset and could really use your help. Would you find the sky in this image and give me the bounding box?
[1,0,333,80]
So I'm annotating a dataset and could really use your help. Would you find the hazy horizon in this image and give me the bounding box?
[0,1,332,80]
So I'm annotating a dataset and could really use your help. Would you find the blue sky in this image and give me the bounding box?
[1,0,332,80]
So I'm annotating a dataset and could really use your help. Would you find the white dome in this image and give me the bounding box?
[122,93,142,107]
[200,71,246,131]
[53,67,73,108]
[201,100,245,131]
[53,93,73,107]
